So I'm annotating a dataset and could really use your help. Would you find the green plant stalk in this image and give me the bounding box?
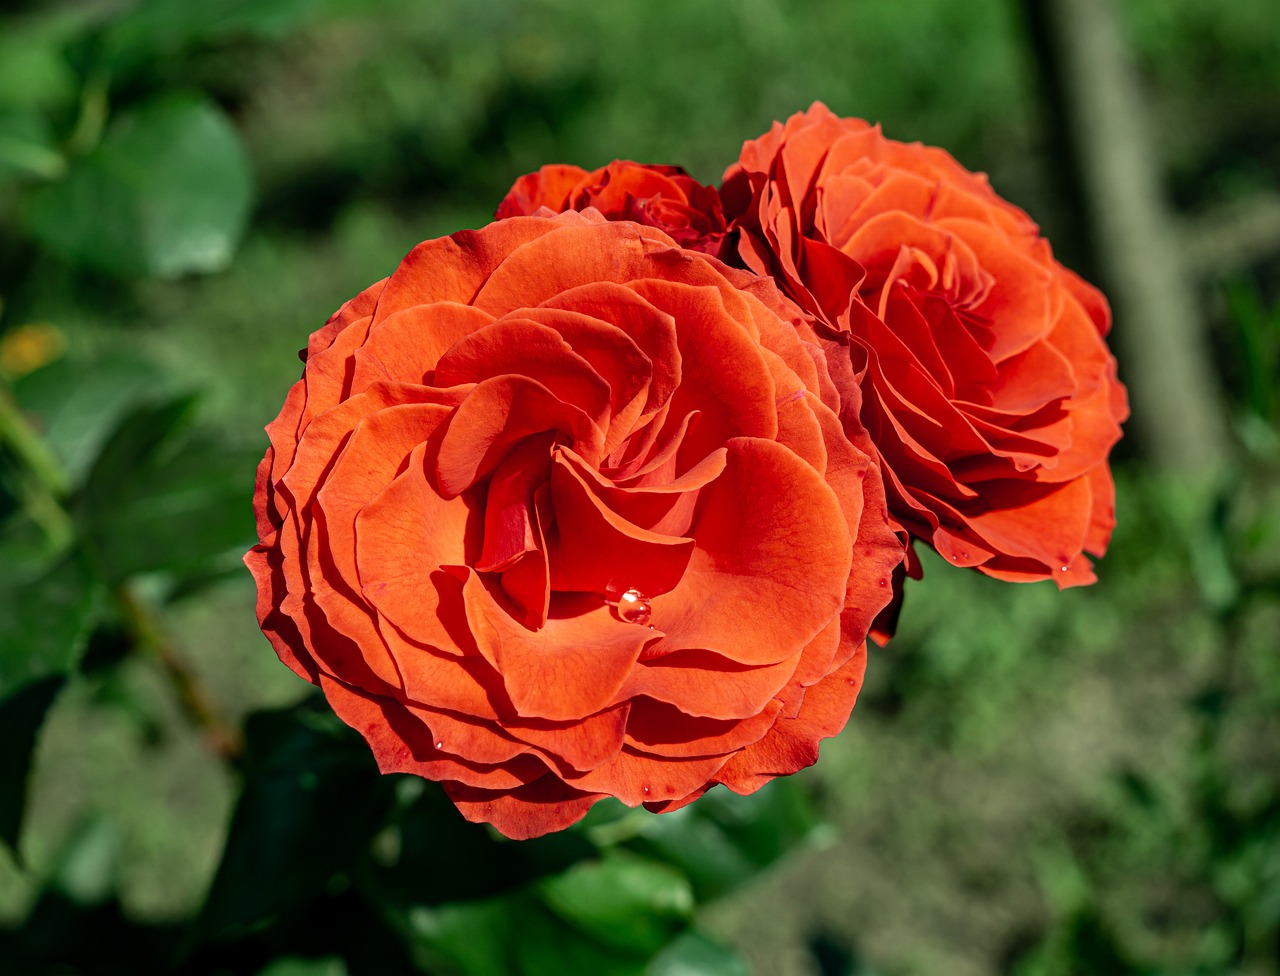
[65,70,110,159]
[0,134,68,181]
[116,583,245,765]
[0,382,73,548]
[1,379,242,764]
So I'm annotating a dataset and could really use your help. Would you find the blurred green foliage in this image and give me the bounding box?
[0,0,1277,973]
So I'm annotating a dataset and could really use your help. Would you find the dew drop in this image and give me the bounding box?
[614,587,653,626]
[878,578,888,588]
[642,785,651,795]
[435,741,444,751]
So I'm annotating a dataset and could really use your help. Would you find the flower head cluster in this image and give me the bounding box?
[249,103,1125,838]
[721,105,1127,591]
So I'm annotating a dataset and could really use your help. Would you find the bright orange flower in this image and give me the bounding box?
[247,210,902,839]
[723,103,1128,591]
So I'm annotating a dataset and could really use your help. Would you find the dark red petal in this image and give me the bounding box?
[444,775,605,840]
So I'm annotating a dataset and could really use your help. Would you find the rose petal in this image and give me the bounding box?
[503,702,631,773]
[561,445,726,539]
[436,374,604,496]
[354,443,479,647]
[653,437,851,666]
[460,571,658,721]
[545,447,695,597]
[563,746,731,806]
[434,316,613,429]
[624,697,784,759]
[715,651,867,794]
[444,775,606,840]
[615,648,802,720]
[320,674,545,789]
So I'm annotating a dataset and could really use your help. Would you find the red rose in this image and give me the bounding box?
[497,160,729,256]
[722,103,1128,587]
[246,210,902,839]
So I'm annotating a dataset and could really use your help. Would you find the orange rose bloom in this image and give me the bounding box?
[497,160,728,256]
[246,210,902,839]
[723,103,1128,587]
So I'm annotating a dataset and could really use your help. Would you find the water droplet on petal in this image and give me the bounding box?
[614,587,652,626]
[642,785,651,795]
[435,741,444,750]
[878,578,888,588]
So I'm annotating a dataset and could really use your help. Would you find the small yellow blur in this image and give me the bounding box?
[0,322,67,379]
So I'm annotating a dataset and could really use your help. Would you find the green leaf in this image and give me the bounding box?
[0,111,65,181]
[45,815,123,906]
[696,777,826,867]
[393,845,695,976]
[632,780,825,902]
[407,893,652,976]
[196,699,392,939]
[13,353,176,487]
[0,548,98,700]
[0,510,64,585]
[75,395,259,582]
[369,779,596,910]
[0,14,82,113]
[74,391,197,518]
[0,675,65,857]
[509,898,650,976]
[629,809,757,903]
[23,95,253,278]
[645,930,750,976]
[535,850,693,954]
[405,898,516,976]
[255,957,350,976]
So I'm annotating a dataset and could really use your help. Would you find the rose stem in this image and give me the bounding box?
[115,583,245,765]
